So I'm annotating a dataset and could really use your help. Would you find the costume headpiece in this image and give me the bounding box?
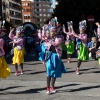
[67,21,73,29]
[50,27,57,36]
[50,27,57,32]
[79,20,87,30]
[16,27,21,35]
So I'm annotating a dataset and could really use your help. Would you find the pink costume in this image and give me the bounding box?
[0,38,5,57]
[44,41,51,50]
[63,27,75,41]
[38,32,42,40]
[50,37,62,57]
[42,29,46,38]
[97,27,100,38]
[65,30,75,41]
[9,31,15,40]
[13,36,24,50]
[78,33,87,46]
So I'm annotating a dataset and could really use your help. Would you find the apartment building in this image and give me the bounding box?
[0,0,22,27]
[34,0,53,27]
[0,0,8,20]
[21,0,53,27]
[22,0,35,23]
[9,0,22,27]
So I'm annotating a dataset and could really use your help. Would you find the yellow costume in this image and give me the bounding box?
[13,47,26,64]
[0,56,11,78]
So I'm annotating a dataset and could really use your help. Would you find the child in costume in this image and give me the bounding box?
[63,21,75,63]
[40,26,67,94]
[9,29,25,75]
[0,31,11,78]
[95,22,100,64]
[73,20,89,75]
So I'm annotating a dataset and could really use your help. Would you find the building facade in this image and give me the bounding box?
[0,0,2,19]
[34,0,53,27]
[21,0,53,27]
[22,0,35,24]
[0,0,22,27]
[0,0,7,20]
[9,0,22,27]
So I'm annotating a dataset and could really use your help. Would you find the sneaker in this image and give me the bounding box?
[21,70,24,75]
[67,58,71,63]
[76,68,80,75]
[15,71,18,76]
[42,60,45,64]
[46,87,50,94]
[51,86,56,93]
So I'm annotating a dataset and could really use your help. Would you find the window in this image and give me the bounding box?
[48,14,50,17]
[36,18,40,21]
[39,4,41,7]
[43,9,46,12]
[40,19,42,21]
[44,19,46,21]
[36,4,39,6]
[39,9,42,12]
[28,16,30,19]
[40,14,42,16]
[28,3,30,6]
[37,9,39,11]
[37,14,39,16]
[44,14,46,16]
[47,9,50,12]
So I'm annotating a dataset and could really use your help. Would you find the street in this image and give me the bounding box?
[0,53,100,100]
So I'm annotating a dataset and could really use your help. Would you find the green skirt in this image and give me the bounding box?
[61,42,67,51]
[78,43,89,61]
[66,41,74,54]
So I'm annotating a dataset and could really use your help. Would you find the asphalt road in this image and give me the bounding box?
[0,51,100,100]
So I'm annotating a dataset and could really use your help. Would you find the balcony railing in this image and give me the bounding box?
[9,0,21,6]
[9,5,21,11]
[9,14,21,19]
[9,15,22,20]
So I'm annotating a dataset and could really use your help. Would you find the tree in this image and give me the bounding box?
[54,0,100,26]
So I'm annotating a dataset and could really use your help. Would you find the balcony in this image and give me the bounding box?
[9,0,21,6]
[9,14,22,20]
[9,3,22,11]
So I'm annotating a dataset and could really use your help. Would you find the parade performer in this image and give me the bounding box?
[63,21,75,63]
[35,29,43,54]
[95,22,100,65]
[39,27,67,94]
[9,29,25,75]
[95,22,100,38]
[0,30,11,78]
[38,24,52,64]
[73,20,89,75]
[9,27,15,40]
[50,27,63,58]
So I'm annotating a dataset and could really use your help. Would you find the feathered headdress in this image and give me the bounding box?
[16,27,21,35]
[79,20,87,30]
[67,21,73,29]
[50,27,57,36]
